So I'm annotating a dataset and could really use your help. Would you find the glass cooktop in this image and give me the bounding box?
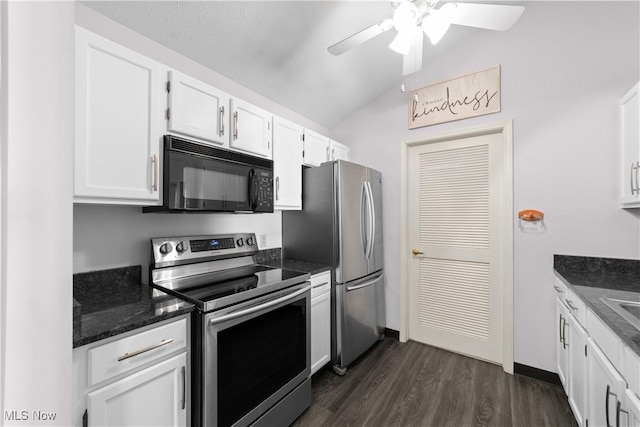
[151,265,309,312]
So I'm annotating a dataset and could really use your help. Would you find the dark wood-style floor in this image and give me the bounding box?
[293,338,576,427]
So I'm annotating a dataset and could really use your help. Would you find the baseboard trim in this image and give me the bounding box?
[514,363,562,387]
[384,328,400,340]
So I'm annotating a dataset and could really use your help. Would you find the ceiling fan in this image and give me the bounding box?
[328,0,525,76]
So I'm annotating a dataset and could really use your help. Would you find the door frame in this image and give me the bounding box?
[399,120,514,374]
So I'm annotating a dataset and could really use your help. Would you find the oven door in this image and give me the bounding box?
[202,282,310,427]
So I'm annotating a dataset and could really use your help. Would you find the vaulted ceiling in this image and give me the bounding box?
[83,1,496,128]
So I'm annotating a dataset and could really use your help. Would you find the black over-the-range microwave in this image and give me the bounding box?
[143,135,274,213]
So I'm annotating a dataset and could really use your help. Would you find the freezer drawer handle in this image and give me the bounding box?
[347,277,379,292]
[209,285,310,326]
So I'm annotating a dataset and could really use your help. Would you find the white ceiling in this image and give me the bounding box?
[83,1,489,128]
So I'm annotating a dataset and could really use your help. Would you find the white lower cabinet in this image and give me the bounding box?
[310,271,331,374]
[554,278,640,427]
[625,389,640,427]
[88,353,187,427]
[568,316,588,426]
[73,316,189,427]
[587,337,626,427]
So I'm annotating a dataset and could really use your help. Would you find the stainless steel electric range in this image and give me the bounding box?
[149,233,311,427]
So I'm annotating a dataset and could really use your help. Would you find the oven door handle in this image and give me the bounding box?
[208,285,310,326]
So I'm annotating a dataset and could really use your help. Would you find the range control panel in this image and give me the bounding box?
[151,233,258,267]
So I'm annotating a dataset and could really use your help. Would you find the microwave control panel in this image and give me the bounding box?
[253,170,273,212]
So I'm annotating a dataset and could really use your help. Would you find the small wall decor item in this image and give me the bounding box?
[518,209,545,233]
[409,65,501,129]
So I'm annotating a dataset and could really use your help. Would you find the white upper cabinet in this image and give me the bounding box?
[230,98,272,158]
[272,116,303,210]
[75,27,165,205]
[303,129,330,166]
[167,70,230,147]
[620,82,640,208]
[329,139,351,162]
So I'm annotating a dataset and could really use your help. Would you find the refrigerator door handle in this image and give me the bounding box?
[366,181,375,260]
[346,276,379,292]
[361,182,369,257]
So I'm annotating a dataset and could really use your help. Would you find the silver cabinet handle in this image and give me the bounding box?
[152,154,159,192]
[553,285,563,294]
[312,281,329,289]
[559,314,564,343]
[181,366,186,410]
[635,161,639,196]
[562,319,568,349]
[117,338,173,362]
[325,146,329,161]
[275,176,280,201]
[209,285,309,326]
[566,299,578,311]
[606,384,618,427]
[219,106,225,136]
[617,400,628,427]
[233,111,238,140]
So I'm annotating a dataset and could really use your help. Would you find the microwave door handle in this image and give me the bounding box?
[248,168,256,209]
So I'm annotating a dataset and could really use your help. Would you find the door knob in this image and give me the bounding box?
[411,248,424,256]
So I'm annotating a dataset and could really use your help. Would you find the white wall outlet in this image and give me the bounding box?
[259,234,267,248]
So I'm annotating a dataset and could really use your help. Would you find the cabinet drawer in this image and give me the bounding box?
[310,271,331,298]
[587,309,622,372]
[88,318,187,386]
[553,278,568,299]
[564,287,586,327]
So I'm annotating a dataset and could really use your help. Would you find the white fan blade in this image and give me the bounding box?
[328,18,394,55]
[449,3,524,31]
[403,31,423,76]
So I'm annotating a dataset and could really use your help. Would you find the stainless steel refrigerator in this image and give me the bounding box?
[282,160,385,375]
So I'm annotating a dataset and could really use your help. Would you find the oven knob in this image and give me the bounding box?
[159,242,173,255]
[247,237,254,246]
[236,238,244,247]
[176,241,188,254]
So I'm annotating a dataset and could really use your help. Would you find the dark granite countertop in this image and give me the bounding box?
[554,255,640,357]
[73,266,194,348]
[259,258,331,276]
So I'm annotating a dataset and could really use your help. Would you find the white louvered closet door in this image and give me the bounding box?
[408,131,504,364]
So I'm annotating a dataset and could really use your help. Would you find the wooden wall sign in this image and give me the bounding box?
[409,65,501,129]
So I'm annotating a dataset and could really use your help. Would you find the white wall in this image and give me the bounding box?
[0,2,74,425]
[331,1,640,372]
[72,4,329,278]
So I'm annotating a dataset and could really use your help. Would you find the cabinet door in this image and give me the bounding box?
[556,297,570,390]
[167,70,229,147]
[587,338,626,427]
[329,140,351,162]
[625,389,640,427]
[273,117,303,210]
[310,272,331,375]
[75,27,163,205]
[88,353,187,427]
[620,82,640,208]
[568,317,588,426]
[303,129,330,167]
[230,98,272,158]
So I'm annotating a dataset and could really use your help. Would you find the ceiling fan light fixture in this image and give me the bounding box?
[392,1,419,32]
[422,13,451,44]
[389,30,414,55]
[422,3,456,44]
